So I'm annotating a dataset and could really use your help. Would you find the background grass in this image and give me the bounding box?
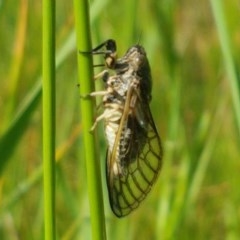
[0,0,240,239]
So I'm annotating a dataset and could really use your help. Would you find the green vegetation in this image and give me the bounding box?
[0,0,239,239]
[42,0,56,239]
[74,0,106,239]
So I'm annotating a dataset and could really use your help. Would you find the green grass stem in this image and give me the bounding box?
[73,0,106,239]
[42,0,56,239]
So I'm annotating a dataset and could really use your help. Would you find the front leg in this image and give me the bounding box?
[94,69,109,81]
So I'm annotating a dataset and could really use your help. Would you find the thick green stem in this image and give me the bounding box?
[73,0,106,239]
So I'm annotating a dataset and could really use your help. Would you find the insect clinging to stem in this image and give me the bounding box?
[82,39,163,217]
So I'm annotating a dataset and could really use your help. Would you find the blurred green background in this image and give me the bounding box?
[0,0,240,239]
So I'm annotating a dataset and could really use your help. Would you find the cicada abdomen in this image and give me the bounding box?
[88,39,163,217]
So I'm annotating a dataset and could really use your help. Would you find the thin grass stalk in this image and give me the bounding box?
[210,0,240,136]
[42,0,56,239]
[73,0,106,239]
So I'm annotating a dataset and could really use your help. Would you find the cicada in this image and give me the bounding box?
[86,39,163,217]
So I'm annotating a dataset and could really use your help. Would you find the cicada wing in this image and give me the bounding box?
[106,101,163,217]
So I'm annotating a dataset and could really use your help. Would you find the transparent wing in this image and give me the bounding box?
[106,93,163,217]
